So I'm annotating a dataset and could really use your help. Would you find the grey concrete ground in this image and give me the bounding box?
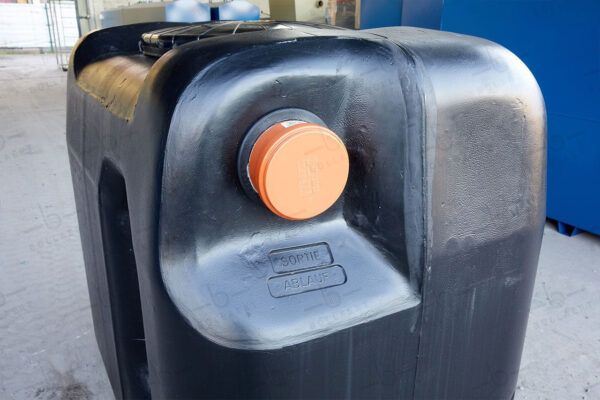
[0,54,598,400]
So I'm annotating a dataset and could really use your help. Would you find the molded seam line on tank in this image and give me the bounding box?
[383,36,438,399]
[345,329,353,399]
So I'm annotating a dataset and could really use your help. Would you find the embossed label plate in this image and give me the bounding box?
[267,265,346,298]
[269,243,333,273]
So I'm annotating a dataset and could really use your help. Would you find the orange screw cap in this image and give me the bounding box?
[248,121,349,220]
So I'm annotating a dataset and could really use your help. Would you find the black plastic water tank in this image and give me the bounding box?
[67,21,546,400]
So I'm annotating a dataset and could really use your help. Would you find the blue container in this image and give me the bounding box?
[166,0,211,23]
[213,0,260,21]
[400,0,600,236]
[166,0,259,23]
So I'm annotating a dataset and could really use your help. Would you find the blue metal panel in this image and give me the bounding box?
[360,0,403,29]
[411,0,600,235]
[400,0,442,29]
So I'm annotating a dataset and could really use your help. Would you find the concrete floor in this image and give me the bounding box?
[0,54,598,400]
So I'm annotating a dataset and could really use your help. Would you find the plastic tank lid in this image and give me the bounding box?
[248,121,349,220]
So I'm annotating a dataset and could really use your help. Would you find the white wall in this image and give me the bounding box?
[0,0,271,49]
[0,3,78,48]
